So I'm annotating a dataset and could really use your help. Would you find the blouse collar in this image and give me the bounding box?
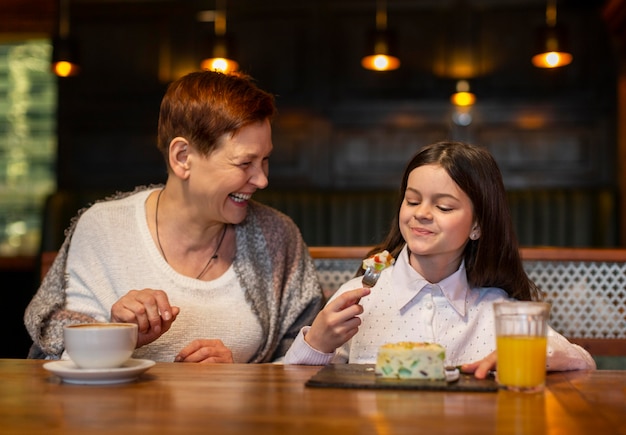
[391,245,469,316]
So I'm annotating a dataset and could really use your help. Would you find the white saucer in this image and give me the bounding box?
[43,358,155,385]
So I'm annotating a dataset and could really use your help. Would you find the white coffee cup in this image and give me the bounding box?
[63,323,138,369]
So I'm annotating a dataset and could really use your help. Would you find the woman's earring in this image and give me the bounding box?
[470,232,477,240]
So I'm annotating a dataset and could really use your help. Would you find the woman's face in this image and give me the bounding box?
[188,118,273,225]
[399,163,478,271]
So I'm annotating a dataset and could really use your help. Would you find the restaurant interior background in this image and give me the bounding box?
[1,0,626,357]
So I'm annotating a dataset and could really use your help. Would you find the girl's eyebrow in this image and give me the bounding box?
[406,187,459,201]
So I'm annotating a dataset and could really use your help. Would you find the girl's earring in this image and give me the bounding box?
[470,233,477,240]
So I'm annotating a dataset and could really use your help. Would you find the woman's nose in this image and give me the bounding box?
[250,166,269,189]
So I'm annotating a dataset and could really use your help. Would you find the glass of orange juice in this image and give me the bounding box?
[494,301,551,393]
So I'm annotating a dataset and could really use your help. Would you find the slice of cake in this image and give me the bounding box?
[375,342,446,380]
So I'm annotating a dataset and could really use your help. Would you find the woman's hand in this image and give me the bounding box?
[175,339,234,363]
[111,289,180,348]
[304,287,371,354]
[460,350,497,379]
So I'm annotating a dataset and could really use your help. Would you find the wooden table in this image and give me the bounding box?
[0,359,624,434]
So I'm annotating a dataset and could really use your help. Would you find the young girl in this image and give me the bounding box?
[284,141,596,376]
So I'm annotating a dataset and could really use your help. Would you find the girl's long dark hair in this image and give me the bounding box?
[361,141,540,301]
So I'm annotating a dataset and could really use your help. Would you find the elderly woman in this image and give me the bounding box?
[25,70,323,363]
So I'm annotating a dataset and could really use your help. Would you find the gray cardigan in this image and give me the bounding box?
[24,186,323,362]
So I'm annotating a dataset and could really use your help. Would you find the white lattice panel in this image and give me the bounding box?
[314,259,626,339]
[524,261,626,339]
[314,259,360,299]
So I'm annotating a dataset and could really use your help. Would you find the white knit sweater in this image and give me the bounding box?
[24,186,323,362]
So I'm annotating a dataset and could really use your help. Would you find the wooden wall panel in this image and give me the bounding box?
[0,0,56,36]
[1,0,622,247]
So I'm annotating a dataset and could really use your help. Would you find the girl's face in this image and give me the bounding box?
[399,163,479,273]
[187,118,273,225]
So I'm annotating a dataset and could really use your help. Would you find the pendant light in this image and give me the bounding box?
[51,0,80,77]
[200,0,239,73]
[450,80,476,107]
[361,0,400,71]
[450,79,475,127]
[531,0,572,68]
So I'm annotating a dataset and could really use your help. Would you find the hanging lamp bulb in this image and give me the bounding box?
[450,80,476,107]
[51,0,80,77]
[531,0,572,68]
[200,0,239,73]
[361,0,400,71]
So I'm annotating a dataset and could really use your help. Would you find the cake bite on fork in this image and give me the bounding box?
[361,250,395,288]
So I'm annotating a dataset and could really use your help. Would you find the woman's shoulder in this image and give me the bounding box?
[82,186,155,212]
[248,200,299,231]
[241,201,308,256]
[73,186,157,230]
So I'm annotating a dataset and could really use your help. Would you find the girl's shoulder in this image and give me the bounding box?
[327,275,363,302]
[471,286,510,302]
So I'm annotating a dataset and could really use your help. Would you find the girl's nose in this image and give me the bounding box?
[414,204,433,220]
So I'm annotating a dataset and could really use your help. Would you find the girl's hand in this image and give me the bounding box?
[111,288,180,348]
[175,339,234,363]
[304,287,371,353]
[460,350,497,379]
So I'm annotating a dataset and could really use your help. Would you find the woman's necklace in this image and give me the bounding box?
[155,188,228,280]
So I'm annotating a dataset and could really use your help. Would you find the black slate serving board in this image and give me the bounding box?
[305,364,499,392]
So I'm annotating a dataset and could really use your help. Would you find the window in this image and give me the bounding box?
[0,39,56,256]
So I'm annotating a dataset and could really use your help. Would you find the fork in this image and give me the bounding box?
[444,366,461,383]
[362,266,382,288]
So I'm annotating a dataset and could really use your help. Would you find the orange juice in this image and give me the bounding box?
[496,335,547,389]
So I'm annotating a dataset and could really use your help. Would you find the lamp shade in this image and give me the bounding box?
[361,29,400,71]
[51,36,80,77]
[201,34,239,73]
[531,24,573,68]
